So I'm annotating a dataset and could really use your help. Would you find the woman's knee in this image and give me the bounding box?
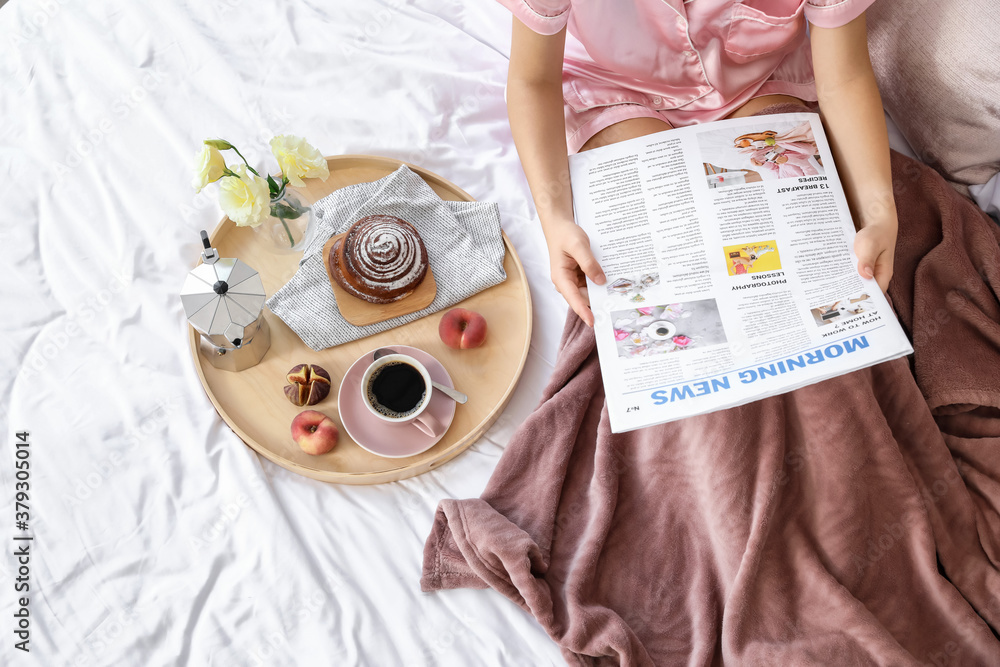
[580,117,673,152]
[728,94,807,119]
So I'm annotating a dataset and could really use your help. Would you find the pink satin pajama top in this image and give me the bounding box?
[498,0,877,152]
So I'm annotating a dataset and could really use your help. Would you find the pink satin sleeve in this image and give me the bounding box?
[495,0,570,36]
[804,0,877,29]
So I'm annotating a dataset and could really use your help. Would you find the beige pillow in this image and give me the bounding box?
[866,1,1000,192]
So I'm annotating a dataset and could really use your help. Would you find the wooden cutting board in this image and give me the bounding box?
[321,231,437,326]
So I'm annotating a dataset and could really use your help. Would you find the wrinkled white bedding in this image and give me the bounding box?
[1,1,990,665]
[0,1,566,664]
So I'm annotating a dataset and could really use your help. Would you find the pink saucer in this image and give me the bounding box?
[338,345,458,458]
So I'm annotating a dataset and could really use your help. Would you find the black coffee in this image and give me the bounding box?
[367,362,427,417]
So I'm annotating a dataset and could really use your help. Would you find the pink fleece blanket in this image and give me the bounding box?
[421,151,1000,665]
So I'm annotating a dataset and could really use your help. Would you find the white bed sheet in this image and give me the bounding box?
[0,1,988,665]
[0,1,567,665]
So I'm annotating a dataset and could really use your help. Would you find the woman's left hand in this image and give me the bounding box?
[853,213,897,293]
[811,13,898,295]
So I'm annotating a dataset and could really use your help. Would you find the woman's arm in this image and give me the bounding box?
[810,13,897,292]
[506,17,605,326]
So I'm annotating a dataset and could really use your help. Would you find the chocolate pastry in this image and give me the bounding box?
[328,215,428,304]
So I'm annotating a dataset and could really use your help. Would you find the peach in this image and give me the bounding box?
[291,410,339,455]
[439,308,487,349]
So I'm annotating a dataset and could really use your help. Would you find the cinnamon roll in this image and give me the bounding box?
[328,215,429,304]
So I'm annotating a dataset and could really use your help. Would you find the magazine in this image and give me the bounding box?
[567,112,913,433]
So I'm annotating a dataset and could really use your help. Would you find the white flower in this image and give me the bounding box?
[218,165,270,227]
[192,145,228,193]
[269,134,329,187]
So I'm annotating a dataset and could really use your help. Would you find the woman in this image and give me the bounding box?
[500,0,896,326]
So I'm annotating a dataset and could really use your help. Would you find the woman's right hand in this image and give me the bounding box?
[543,218,606,327]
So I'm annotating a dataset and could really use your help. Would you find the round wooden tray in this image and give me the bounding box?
[189,155,532,484]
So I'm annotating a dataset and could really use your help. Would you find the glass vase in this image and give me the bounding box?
[253,185,312,253]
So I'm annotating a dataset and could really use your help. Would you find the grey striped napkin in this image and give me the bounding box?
[266,165,506,350]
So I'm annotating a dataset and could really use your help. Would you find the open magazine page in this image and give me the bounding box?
[568,112,913,433]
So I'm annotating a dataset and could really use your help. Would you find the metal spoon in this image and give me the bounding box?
[373,348,468,404]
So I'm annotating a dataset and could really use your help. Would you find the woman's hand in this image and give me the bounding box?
[506,20,608,325]
[544,218,606,326]
[854,212,897,293]
[811,13,898,293]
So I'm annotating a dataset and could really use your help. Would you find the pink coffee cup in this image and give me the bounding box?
[360,354,444,437]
